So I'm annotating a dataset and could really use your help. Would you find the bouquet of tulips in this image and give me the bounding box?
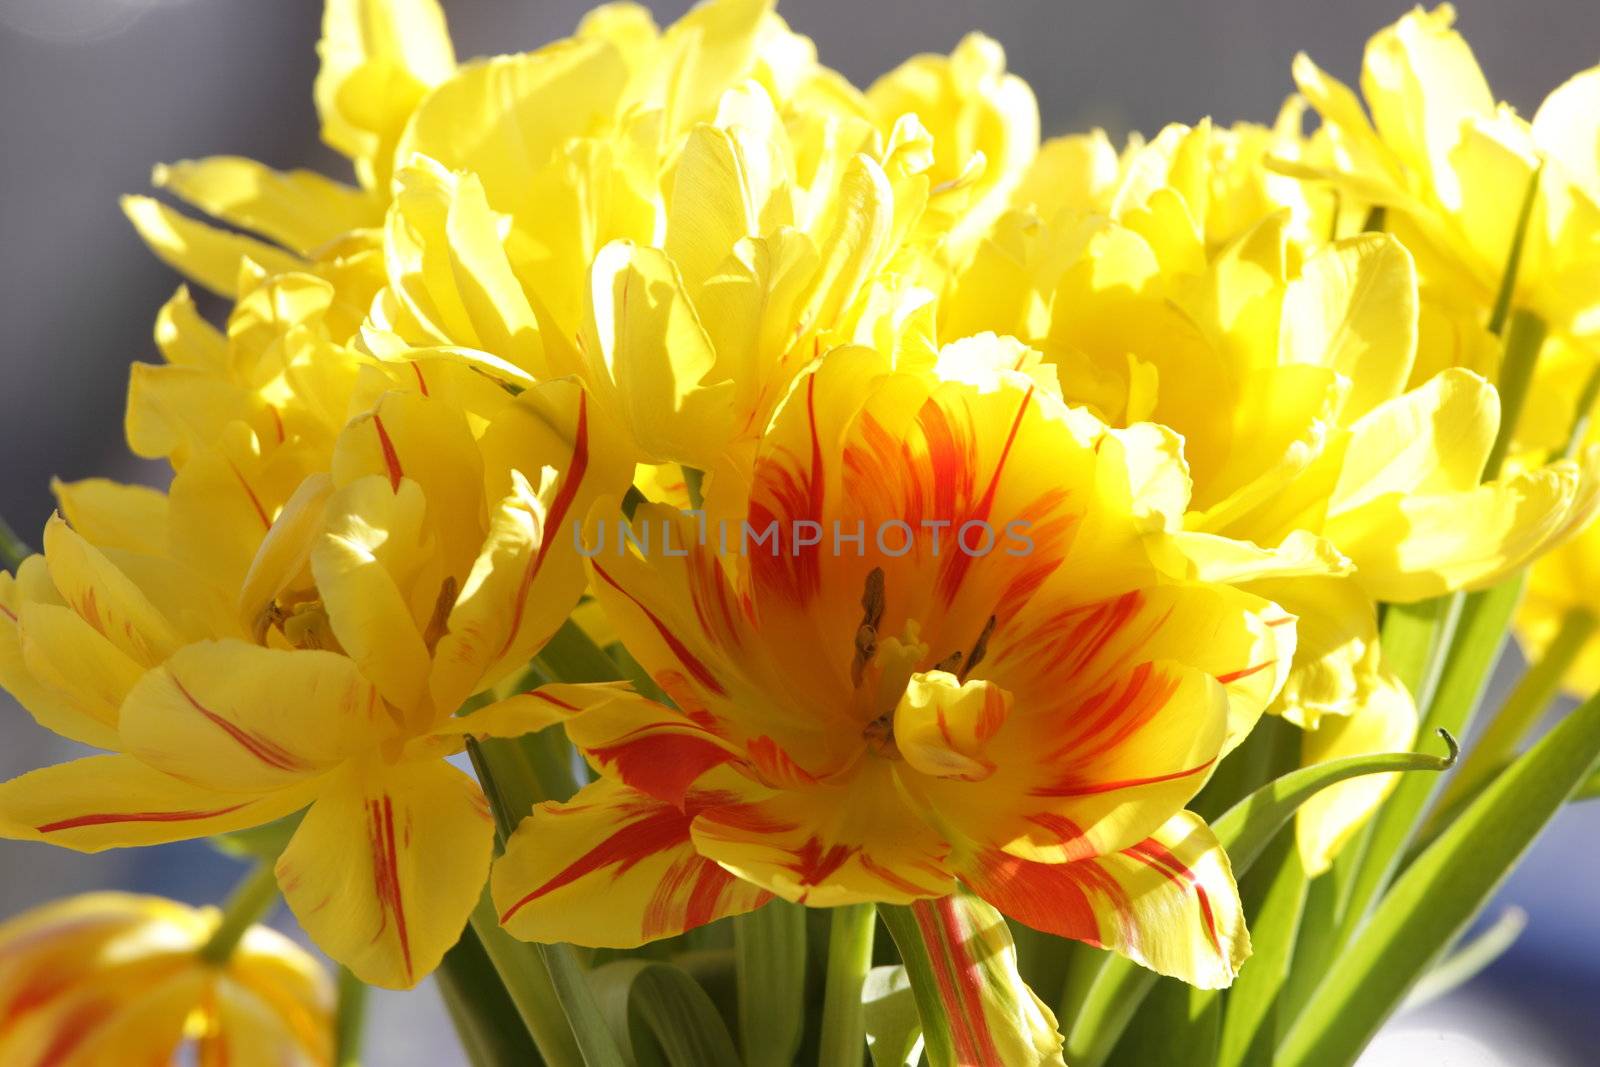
[6,1,1600,1064]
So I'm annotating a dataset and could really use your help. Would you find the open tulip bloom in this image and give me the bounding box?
[3,1,1600,1065]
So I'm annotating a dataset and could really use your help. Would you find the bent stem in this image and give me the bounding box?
[819,903,877,1067]
[198,860,279,965]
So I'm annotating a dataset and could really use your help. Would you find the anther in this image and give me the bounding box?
[957,615,997,683]
[851,567,887,688]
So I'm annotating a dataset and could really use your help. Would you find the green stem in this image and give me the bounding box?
[436,923,544,1067]
[335,967,368,1067]
[1483,308,1549,480]
[1434,606,1596,817]
[198,861,279,965]
[532,617,627,684]
[0,513,29,572]
[819,904,877,1067]
[467,738,627,1067]
[469,895,585,1067]
[1486,165,1543,338]
[1560,359,1600,458]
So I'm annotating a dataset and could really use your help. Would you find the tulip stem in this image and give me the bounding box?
[1482,308,1548,481]
[818,903,877,1067]
[335,967,368,1067]
[0,513,28,572]
[1434,605,1597,820]
[1560,359,1600,458]
[1486,163,1542,339]
[198,861,279,965]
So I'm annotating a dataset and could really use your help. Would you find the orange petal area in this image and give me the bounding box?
[492,776,771,948]
[0,756,318,853]
[690,761,957,907]
[963,810,1250,988]
[275,759,495,989]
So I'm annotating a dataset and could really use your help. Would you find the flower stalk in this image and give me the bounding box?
[818,903,877,1067]
[197,860,280,966]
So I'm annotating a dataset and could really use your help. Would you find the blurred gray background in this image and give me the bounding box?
[2,1,1597,1063]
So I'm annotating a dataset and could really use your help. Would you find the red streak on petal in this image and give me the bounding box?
[499,804,692,924]
[368,794,414,983]
[1125,836,1222,953]
[226,460,273,530]
[912,897,1005,1066]
[173,676,310,773]
[494,392,590,661]
[1033,758,1215,799]
[373,413,404,493]
[1216,661,1274,685]
[411,362,430,397]
[37,802,251,834]
[592,560,727,697]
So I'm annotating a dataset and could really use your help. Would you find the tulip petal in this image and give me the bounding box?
[122,196,303,298]
[0,756,317,852]
[493,776,770,948]
[964,810,1249,988]
[120,640,388,794]
[276,759,494,989]
[1295,668,1418,876]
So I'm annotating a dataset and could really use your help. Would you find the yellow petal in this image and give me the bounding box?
[276,758,494,988]
[579,240,737,468]
[964,810,1249,988]
[0,755,316,852]
[122,195,303,298]
[315,0,454,188]
[894,671,1011,782]
[41,514,180,667]
[154,156,379,255]
[14,601,140,742]
[120,639,388,794]
[0,571,120,750]
[310,476,437,717]
[50,479,169,558]
[1295,667,1418,876]
[1280,233,1418,420]
[154,285,227,369]
[493,776,770,948]
[330,391,486,578]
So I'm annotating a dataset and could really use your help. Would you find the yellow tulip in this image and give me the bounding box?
[1287,5,1600,346]
[0,380,632,988]
[0,892,331,1067]
[483,335,1292,989]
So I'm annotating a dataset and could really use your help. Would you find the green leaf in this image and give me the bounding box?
[734,901,808,1067]
[1104,979,1219,1067]
[208,809,305,860]
[1216,833,1308,1067]
[863,966,923,1067]
[436,923,547,1067]
[1276,685,1600,1067]
[1400,906,1527,1013]
[587,960,742,1067]
[533,617,630,683]
[819,904,877,1067]
[1063,734,1455,1067]
[468,895,587,1067]
[1337,577,1521,944]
